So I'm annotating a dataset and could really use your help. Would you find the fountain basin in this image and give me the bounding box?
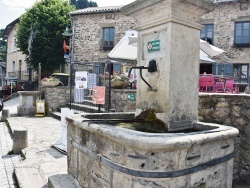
[67,113,238,188]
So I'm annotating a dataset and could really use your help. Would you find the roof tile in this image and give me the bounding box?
[69,6,123,15]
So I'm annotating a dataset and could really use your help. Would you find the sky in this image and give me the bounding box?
[0,0,136,29]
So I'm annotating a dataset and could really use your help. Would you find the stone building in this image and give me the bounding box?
[200,0,250,89]
[68,6,136,75]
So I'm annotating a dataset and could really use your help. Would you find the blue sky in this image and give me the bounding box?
[0,0,136,29]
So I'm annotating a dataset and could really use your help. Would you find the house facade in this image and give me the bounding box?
[3,18,36,91]
[0,62,6,90]
[200,0,250,89]
[68,6,136,75]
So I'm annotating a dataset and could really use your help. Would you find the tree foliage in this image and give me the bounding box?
[70,0,97,9]
[16,0,75,76]
[0,29,7,62]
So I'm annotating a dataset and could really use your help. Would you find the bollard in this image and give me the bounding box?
[12,128,28,154]
[1,109,10,121]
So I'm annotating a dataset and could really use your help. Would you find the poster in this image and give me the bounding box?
[75,71,88,89]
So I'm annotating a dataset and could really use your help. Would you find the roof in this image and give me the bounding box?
[69,6,123,16]
[2,18,19,38]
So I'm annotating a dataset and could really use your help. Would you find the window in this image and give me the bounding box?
[102,27,115,50]
[233,64,249,83]
[234,22,250,46]
[12,37,17,51]
[200,24,214,45]
[12,61,15,72]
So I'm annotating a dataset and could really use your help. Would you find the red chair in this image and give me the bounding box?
[199,75,215,92]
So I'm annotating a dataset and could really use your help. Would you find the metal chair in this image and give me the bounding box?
[225,79,234,93]
[199,75,215,92]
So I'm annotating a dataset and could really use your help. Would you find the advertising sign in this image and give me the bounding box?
[53,108,74,153]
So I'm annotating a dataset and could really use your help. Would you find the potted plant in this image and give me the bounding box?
[41,76,60,86]
[110,72,129,89]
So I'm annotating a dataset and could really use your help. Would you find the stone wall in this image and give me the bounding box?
[198,93,250,183]
[40,86,71,113]
[201,2,250,63]
[110,89,136,112]
[72,11,136,62]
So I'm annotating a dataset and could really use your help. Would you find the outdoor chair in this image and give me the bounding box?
[225,79,234,93]
[199,74,215,92]
[215,81,224,93]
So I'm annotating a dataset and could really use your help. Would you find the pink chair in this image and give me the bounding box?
[199,75,215,92]
[225,79,234,93]
[215,81,224,93]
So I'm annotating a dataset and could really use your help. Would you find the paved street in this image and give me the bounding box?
[0,96,67,188]
[0,122,20,188]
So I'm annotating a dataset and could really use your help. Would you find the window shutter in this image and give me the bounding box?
[113,63,121,73]
[212,63,217,75]
[224,63,233,76]
[93,63,100,75]
[217,63,223,75]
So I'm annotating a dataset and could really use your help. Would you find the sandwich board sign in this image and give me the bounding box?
[35,99,45,116]
[53,108,74,153]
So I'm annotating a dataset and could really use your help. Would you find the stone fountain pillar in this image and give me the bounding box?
[122,0,214,131]
[66,0,239,187]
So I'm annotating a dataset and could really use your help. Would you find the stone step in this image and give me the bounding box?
[66,103,105,113]
[15,167,46,188]
[48,174,79,188]
[50,111,61,120]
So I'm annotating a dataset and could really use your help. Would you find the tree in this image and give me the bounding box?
[89,1,97,7]
[70,0,97,9]
[16,0,75,76]
[0,29,7,62]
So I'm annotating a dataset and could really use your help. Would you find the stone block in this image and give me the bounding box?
[12,128,28,154]
[48,174,79,188]
[17,106,36,116]
[1,109,10,121]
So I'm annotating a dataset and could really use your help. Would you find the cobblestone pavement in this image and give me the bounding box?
[0,122,21,188]
[0,95,67,188]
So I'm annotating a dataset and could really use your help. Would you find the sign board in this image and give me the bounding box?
[64,54,69,59]
[147,40,160,53]
[35,99,45,116]
[92,86,105,104]
[128,93,136,101]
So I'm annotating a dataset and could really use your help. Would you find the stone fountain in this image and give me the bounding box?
[66,0,239,187]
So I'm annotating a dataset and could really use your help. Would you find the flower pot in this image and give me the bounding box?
[111,80,128,89]
[42,81,59,86]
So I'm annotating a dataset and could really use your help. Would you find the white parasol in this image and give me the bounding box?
[108,36,224,63]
